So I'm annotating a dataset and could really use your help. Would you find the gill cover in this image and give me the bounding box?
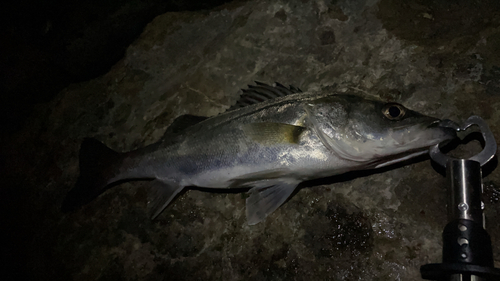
[304,95,368,162]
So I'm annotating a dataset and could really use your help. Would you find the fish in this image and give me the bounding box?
[62,82,456,225]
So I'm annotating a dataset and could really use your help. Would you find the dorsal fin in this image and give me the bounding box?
[163,83,303,133]
[229,82,302,111]
[165,114,209,135]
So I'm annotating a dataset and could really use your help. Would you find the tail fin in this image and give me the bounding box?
[61,138,122,212]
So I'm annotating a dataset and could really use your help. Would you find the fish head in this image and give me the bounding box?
[305,95,457,166]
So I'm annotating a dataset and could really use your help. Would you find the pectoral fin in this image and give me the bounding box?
[242,123,305,145]
[245,178,300,225]
[147,180,184,219]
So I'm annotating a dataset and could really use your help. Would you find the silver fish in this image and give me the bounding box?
[62,82,456,225]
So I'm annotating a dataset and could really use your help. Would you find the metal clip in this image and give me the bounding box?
[429,115,497,168]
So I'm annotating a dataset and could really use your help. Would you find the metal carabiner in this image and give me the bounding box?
[429,115,497,168]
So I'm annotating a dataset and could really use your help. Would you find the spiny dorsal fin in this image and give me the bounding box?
[229,82,302,111]
[164,83,303,133]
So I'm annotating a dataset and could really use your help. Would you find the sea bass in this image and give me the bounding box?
[62,82,456,225]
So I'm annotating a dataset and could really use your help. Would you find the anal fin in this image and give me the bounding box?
[147,180,184,219]
[246,178,300,225]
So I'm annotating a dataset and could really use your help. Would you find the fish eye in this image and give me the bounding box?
[382,103,406,120]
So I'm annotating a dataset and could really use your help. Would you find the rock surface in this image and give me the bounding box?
[3,0,500,280]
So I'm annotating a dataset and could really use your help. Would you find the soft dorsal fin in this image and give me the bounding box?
[165,114,209,135]
[229,82,302,110]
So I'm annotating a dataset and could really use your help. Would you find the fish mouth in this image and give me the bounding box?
[427,119,459,141]
[431,119,461,131]
[427,119,459,131]
[371,119,459,169]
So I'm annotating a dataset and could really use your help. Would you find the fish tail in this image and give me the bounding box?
[61,138,122,212]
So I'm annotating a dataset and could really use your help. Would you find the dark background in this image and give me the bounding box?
[0,0,233,134]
